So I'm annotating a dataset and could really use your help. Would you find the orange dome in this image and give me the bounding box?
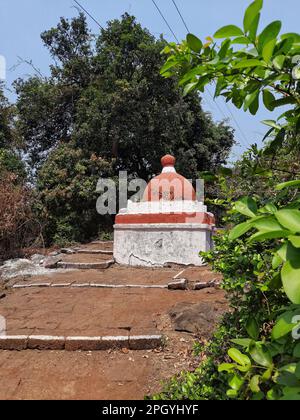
[143,155,196,202]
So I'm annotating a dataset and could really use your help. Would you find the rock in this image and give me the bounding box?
[30,254,45,265]
[169,302,224,335]
[193,282,210,290]
[60,248,76,255]
[49,251,60,257]
[43,255,63,269]
[0,259,41,281]
[168,279,188,290]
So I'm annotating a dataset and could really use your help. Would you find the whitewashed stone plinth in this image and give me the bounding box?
[113,223,213,267]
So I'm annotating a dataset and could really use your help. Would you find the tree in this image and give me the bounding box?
[37,144,114,244]
[0,85,34,259]
[0,83,14,149]
[15,13,235,243]
[0,83,25,179]
[16,13,234,179]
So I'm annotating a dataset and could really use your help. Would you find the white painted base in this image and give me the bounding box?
[113,223,213,267]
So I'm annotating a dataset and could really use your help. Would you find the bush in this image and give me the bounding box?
[151,316,239,400]
[36,143,114,245]
[0,171,38,260]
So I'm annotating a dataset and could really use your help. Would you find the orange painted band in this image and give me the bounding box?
[115,212,215,225]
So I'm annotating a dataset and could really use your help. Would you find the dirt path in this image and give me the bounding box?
[0,332,201,400]
[0,243,226,400]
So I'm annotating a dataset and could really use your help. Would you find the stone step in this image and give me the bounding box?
[12,282,168,290]
[0,334,163,351]
[56,260,114,270]
[91,240,114,245]
[76,249,113,255]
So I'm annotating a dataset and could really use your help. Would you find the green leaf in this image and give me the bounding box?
[272,311,299,339]
[233,59,266,68]
[249,91,260,115]
[276,180,300,190]
[218,363,235,373]
[186,34,202,52]
[267,388,279,400]
[246,318,260,340]
[281,260,300,304]
[183,81,198,96]
[272,253,283,269]
[262,120,281,130]
[226,389,238,398]
[218,39,231,59]
[289,236,300,248]
[275,209,300,232]
[269,272,282,290]
[249,229,291,242]
[263,89,276,111]
[271,97,297,108]
[278,364,300,387]
[273,55,286,70]
[293,343,300,358]
[262,39,276,63]
[262,367,273,381]
[231,338,253,348]
[244,90,258,111]
[281,32,300,42]
[249,13,260,42]
[234,197,257,218]
[250,375,261,393]
[231,36,250,45]
[251,216,283,232]
[249,343,273,368]
[178,65,203,86]
[228,374,244,391]
[160,59,177,74]
[258,203,277,214]
[228,348,251,366]
[214,25,244,39]
[277,242,288,261]
[277,242,300,263]
[229,221,252,240]
[296,365,300,381]
[258,21,282,53]
[243,0,263,33]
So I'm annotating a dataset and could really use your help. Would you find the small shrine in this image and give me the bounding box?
[113,155,215,266]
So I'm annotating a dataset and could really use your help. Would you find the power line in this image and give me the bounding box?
[73,0,104,30]
[207,87,249,149]
[221,99,250,148]
[171,0,189,33]
[151,0,179,43]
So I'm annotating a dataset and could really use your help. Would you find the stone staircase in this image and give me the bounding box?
[0,242,223,352]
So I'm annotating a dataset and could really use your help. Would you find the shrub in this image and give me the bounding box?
[0,171,38,260]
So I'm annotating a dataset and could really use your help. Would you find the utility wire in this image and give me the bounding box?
[151,0,179,43]
[171,0,189,33]
[207,87,249,149]
[73,0,104,30]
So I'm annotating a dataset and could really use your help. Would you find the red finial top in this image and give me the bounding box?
[161,154,176,168]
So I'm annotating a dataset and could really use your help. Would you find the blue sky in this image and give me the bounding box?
[0,0,299,160]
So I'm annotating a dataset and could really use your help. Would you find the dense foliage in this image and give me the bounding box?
[154,0,300,400]
[13,13,234,244]
[0,84,35,259]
